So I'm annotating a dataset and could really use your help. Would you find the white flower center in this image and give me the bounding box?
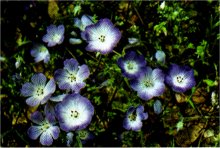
[124,61,138,74]
[40,122,50,132]
[70,110,79,118]
[98,35,106,42]
[176,75,184,83]
[143,79,154,87]
[173,74,188,87]
[52,33,61,42]
[128,113,137,121]
[35,87,44,97]
[68,73,76,82]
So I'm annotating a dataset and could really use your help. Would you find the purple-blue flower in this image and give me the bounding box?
[55,94,94,132]
[42,24,65,47]
[153,100,162,115]
[123,105,148,131]
[27,111,60,146]
[83,18,121,54]
[30,44,50,63]
[54,58,90,93]
[130,67,165,100]
[165,64,196,93]
[117,51,146,79]
[21,73,56,107]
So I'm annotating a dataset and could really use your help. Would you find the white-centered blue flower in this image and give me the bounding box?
[83,18,121,54]
[42,24,65,47]
[30,44,50,63]
[123,105,148,131]
[130,66,165,100]
[27,111,60,146]
[54,58,90,93]
[165,64,196,93]
[55,94,94,132]
[21,73,56,107]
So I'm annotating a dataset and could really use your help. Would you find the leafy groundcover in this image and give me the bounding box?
[1,1,219,147]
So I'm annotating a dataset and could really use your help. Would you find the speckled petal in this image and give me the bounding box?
[40,130,53,146]
[21,82,35,97]
[31,73,46,86]
[71,82,86,93]
[27,126,43,140]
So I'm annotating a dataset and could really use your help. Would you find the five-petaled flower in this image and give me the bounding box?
[30,44,50,63]
[83,18,121,54]
[27,111,60,146]
[54,58,90,93]
[130,66,165,100]
[42,24,65,47]
[55,94,94,132]
[123,105,148,131]
[165,64,196,93]
[117,51,146,79]
[21,73,56,107]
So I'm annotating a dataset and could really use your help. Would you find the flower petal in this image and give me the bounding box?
[50,94,67,102]
[31,73,46,86]
[26,96,41,107]
[77,65,90,81]
[21,82,35,97]
[27,126,43,140]
[63,58,79,72]
[48,126,60,140]
[40,130,53,146]
[30,111,44,124]
[44,78,56,96]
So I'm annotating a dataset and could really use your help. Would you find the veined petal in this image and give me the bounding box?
[48,126,60,140]
[27,126,43,140]
[21,82,35,97]
[77,65,90,81]
[44,78,56,96]
[26,96,41,107]
[30,111,44,125]
[31,73,46,87]
[63,58,79,72]
[40,130,53,146]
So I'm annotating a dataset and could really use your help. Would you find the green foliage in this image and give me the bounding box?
[1,1,219,147]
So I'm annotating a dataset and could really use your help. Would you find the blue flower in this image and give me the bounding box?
[117,51,146,79]
[42,24,65,47]
[21,73,56,107]
[165,64,196,93]
[83,18,121,54]
[155,50,166,64]
[55,94,94,132]
[27,111,60,146]
[123,105,148,131]
[130,67,165,100]
[30,44,50,63]
[54,58,90,93]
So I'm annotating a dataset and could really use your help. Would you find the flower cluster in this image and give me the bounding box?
[118,50,196,131]
[21,58,94,146]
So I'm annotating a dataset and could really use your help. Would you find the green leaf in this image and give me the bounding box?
[203,79,216,87]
